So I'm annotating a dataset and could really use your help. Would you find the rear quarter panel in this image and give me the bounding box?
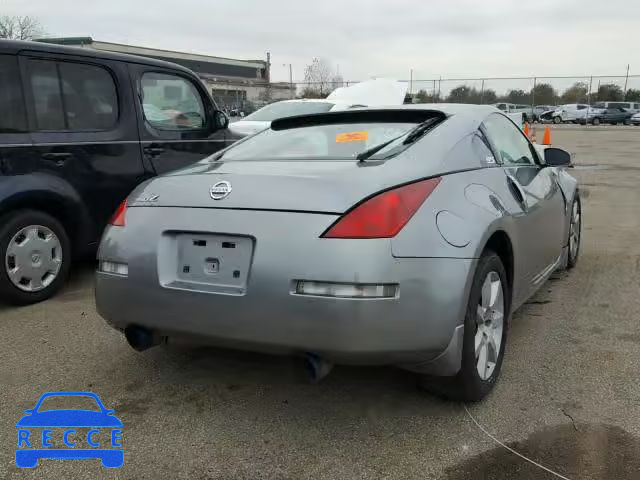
[391,167,531,307]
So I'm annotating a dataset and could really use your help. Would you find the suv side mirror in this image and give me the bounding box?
[213,110,229,130]
[544,147,571,167]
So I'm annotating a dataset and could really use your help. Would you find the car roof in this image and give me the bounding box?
[0,39,195,75]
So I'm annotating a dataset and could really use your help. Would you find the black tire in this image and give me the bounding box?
[0,210,71,305]
[567,194,581,269]
[592,117,600,126]
[623,119,631,126]
[553,116,562,124]
[419,251,510,402]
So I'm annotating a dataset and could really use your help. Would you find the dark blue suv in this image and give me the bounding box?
[0,39,231,305]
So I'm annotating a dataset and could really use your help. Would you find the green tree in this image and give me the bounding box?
[625,89,640,102]
[481,89,497,104]
[561,82,589,104]
[594,83,624,102]
[505,89,529,104]
[415,89,441,103]
[445,85,497,104]
[531,83,557,105]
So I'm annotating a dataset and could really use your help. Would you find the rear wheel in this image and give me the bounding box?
[623,118,631,125]
[0,210,71,305]
[420,251,510,402]
[592,117,600,126]
[567,195,581,269]
[553,116,562,124]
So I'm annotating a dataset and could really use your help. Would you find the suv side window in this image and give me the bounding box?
[27,59,118,131]
[482,113,537,166]
[140,72,205,130]
[59,62,118,130]
[0,55,27,133]
[28,59,65,131]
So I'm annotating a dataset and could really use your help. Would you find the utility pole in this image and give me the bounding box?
[624,64,630,98]
[264,51,272,103]
[409,69,413,96]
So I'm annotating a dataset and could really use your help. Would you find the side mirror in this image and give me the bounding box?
[213,110,229,130]
[544,147,571,167]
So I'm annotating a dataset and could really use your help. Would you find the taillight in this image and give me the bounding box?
[322,178,441,239]
[109,198,127,227]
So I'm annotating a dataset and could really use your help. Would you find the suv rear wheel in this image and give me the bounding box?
[0,210,71,305]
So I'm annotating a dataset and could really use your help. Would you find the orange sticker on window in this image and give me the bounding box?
[336,131,369,143]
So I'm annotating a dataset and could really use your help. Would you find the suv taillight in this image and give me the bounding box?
[109,199,127,227]
[321,178,441,239]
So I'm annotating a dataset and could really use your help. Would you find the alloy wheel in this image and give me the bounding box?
[569,200,581,260]
[5,225,63,292]
[475,271,504,381]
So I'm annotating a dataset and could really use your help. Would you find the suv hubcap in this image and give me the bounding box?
[475,271,504,381]
[5,225,62,292]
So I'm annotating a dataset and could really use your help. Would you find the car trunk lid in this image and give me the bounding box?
[129,159,389,213]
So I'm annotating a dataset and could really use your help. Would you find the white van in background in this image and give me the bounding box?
[593,102,640,114]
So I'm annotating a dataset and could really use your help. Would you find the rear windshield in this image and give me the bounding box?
[219,122,421,161]
[243,102,335,121]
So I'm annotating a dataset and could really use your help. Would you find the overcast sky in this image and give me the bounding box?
[3,0,638,91]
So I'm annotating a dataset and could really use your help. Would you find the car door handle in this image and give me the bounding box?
[506,175,527,211]
[143,146,165,156]
[41,152,72,166]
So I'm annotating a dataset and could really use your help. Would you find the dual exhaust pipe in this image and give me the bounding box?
[124,326,334,382]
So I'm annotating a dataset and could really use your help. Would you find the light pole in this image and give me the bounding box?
[283,63,294,98]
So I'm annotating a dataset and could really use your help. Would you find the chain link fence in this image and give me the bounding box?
[210,75,640,118]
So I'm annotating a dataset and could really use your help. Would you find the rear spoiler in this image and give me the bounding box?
[271,109,447,131]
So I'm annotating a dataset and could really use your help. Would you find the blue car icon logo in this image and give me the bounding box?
[16,391,123,468]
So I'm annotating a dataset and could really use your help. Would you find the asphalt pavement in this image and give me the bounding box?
[1,127,640,479]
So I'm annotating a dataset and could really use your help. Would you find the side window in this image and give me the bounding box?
[0,55,27,133]
[482,114,536,166]
[28,59,66,131]
[577,105,587,110]
[140,72,205,130]
[59,62,118,130]
[27,59,118,131]
[472,129,497,166]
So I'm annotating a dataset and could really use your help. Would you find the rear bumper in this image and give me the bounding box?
[95,207,476,372]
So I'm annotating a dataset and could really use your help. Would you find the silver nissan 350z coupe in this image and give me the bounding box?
[95,104,581,401]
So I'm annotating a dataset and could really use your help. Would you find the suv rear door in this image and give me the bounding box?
[128,64,227,175]
[18,51,147,244]
[0,54,32,180]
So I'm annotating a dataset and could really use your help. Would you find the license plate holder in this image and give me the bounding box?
[159,232,254,295]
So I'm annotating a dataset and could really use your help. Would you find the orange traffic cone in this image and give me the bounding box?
[530,127,537,143]
[523,122,530,137]
[542,127,551,145]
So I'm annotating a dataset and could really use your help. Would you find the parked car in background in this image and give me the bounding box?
[229,79,408,137]
[0,39,230,305]
[543,104,590,123]
[631,112,640,125]
[593,101,640,114]
[532,105,555,122]
[96,104,581,402]
[492,103,535,122]
[581,107,633,125]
